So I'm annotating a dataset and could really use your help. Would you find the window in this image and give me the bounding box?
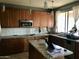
[56,10,75,33]
[68,11,75,32]
[56,11,65,32]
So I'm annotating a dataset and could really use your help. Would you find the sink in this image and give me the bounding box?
[66,34,79,40]
[56,33,67,37]
[56,33,79,40]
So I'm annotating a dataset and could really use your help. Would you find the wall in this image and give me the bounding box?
[0,28,48,36]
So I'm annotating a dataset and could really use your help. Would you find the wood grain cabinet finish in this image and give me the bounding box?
[29,43,46,59]
[0,38,25,56]
[75,42,79,59]
[0,7,54,28]
[0,8,18,27]
[0,8,32,27]
[32,11,54,27]
[48,35,66,47]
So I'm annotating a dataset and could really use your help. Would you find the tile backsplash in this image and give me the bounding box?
[0,28,48,36]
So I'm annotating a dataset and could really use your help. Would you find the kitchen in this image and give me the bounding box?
[0,0,79,59]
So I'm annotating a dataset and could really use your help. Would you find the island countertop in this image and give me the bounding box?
[29,40,73,59]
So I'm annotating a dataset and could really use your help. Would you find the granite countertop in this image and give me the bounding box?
[29,40,73,59]
[0,34,49,39]
[1,33,79,42]
[50,34,79,42]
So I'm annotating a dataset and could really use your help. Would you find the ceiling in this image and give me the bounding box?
[0,0,78,9]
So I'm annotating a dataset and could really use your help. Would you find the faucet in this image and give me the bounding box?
[38,27,41,33]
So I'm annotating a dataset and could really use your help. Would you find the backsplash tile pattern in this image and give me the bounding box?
[0,28,48,36]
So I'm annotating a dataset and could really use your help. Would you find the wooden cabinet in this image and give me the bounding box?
[0,8,32,28]
[65,40,75,51]
[48,35,66,47]
[0,38,25,55]
[73,43,76,59]
[32,11,40,27]
[75,42,79,59]
[65,40,75,59]
[32,11,54,27]
[40,12,48,27]
[47,13,54,27]
[20,9,32,19]
[0,8,18,27]
[0,7,54,28]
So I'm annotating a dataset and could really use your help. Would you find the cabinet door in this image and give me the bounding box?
[8,8,18,27]
[48,35,66,47]
[32,11,53,27]
[0,7,33,27]
[32,11,41,27]
[40,12,48,27]
[47,13,54,27]
[0,38,24,55]
[20,9,32,20]
[65,40,75,59]
[75,43,79,59]
[0,8,9,27]
[0,8,19,27]
[65,40,75,51]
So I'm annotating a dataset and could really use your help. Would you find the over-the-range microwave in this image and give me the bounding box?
[19,19,33,27]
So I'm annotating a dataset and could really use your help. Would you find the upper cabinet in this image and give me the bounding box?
[47,13,54,27]
[32,11,40,27]
[32,11,54,27]
[0,7,32,27]
[0,7,54,28]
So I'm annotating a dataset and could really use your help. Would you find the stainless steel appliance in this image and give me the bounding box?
[19,19,33,27]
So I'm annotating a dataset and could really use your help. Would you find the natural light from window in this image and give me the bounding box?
[56,10,75,33]
[56,12,65,32]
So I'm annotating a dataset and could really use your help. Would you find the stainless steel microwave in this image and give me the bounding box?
[19,19,33,27]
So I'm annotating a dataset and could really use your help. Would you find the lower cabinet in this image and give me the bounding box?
[0,38,25,56]
[75,42,79,59]
[65,40,75,59]
[29,43,46,59]
[65,40,75,51]
[48,35,66,47]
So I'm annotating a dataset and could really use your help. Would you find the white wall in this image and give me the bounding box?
[0,28,48,36]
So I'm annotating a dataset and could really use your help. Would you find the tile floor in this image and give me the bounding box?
[0,52,28,59]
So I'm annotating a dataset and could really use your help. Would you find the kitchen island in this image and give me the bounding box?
[29,40,73,59]
[48,34,79,59]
